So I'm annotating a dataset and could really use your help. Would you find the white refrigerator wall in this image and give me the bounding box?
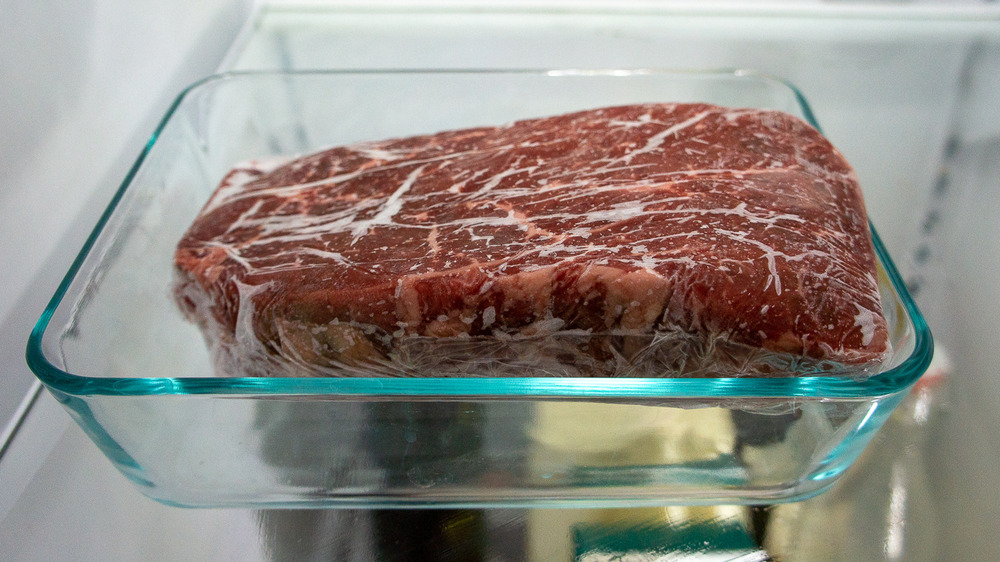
[0,0,252,441]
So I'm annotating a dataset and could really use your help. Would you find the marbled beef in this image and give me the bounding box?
[174,103,889,377]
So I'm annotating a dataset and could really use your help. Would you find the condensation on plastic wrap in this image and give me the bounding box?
[175,267,889,380]
[172,103,894,381]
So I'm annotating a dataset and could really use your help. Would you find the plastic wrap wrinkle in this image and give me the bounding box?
[174,103,891,379]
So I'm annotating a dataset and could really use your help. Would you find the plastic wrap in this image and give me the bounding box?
[174,103,891,379]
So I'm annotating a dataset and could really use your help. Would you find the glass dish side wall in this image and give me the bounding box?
[46,385,908,507]
[27,71,932,506]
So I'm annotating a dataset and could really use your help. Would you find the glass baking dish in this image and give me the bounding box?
[27,70,932,508]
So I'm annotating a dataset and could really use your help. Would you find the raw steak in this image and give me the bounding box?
[174,103,890,377]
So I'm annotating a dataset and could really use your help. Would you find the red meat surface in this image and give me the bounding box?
[174,103,889,377]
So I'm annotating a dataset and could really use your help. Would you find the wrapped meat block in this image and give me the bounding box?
[174,103,889,378]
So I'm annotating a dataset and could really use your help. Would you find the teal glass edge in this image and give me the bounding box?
[25,69,934,399]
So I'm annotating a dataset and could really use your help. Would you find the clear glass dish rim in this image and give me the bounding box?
[25,68,933,399]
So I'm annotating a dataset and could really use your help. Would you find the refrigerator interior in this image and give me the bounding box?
[1,2,999,559]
